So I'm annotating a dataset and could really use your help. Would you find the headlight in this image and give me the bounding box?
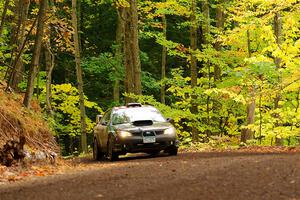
[164,127,176,135]
[118,130,132,138]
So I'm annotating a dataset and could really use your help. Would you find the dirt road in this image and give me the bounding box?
[0,152,299,200]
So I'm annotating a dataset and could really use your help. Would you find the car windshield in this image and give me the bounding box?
[111,107,166,125]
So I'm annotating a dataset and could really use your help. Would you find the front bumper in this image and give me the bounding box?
[113,135,179,154]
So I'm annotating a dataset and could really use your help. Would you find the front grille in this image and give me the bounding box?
[128,130,164,136]
[142,131,155,137]
[134,142,168,148]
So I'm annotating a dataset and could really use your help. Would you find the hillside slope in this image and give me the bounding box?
[0,86,58,158]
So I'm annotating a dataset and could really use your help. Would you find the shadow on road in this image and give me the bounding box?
[73,152,171,164]
[74,150,297,165]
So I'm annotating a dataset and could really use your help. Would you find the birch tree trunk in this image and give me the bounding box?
[72,0,88,153]
[23,0,47,108]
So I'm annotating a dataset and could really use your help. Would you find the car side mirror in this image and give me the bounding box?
[96,115,103,124]
[166,118,174,124]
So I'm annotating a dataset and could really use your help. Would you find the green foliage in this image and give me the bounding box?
[1,0,299,153]
[44,84,102,136]
[81,51,161,108]
[142,71,160,95]
[18,71,47,92]
[40,84,103,154]
[81,53,123,107]
[82,53,123,81]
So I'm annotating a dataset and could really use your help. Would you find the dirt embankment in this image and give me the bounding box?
[0,87,59,164]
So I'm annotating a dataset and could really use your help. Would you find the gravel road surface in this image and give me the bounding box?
[0,152,299,200]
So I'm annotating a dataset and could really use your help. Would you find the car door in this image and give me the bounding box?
[99,110,111,152]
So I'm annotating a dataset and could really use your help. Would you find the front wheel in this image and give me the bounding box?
[107,137,119,162]
[168,147,178,156]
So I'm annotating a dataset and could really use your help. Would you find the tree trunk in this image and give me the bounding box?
[274,12,283,146]
[213,0,225,136]
[247,30,251,57]
[9,0,31,91]
[77,0,82,51]
[202,0,210,45]
[124,7,134,103]
[214,0,224,81]
[72,0,87,153]
[44,0,54,115]
[45,43,54,116]
[114,7,125,104]
[124,0,142,102]
[241,30,255,143]
[190,0,198,142]
[241,96,255,143]
[4,0,18,81]
[0,0,9,38]
[296,88,300,113]
[5,16,37,92]
[274,13,282,70]
[202,0,211,137]
[161,12,167,104]
[130,0,142,95]
[23,0,47,108]
[9,0,20,54]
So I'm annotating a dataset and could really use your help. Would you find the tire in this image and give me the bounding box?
[107,137,119,162]
[149,150,160,156]
[168,147,178,156]
[93,138,104,161]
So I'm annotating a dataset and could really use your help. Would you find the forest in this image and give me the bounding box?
[0,0,299,155]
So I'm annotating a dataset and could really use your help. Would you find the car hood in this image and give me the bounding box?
[113,121,172,132]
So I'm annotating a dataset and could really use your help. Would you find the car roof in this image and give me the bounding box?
[112,104,156,112]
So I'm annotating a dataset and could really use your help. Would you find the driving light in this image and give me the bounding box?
[118,131,132,138]
[164,127,176,135]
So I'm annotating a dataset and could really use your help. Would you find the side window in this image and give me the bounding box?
[100,110,111,125]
